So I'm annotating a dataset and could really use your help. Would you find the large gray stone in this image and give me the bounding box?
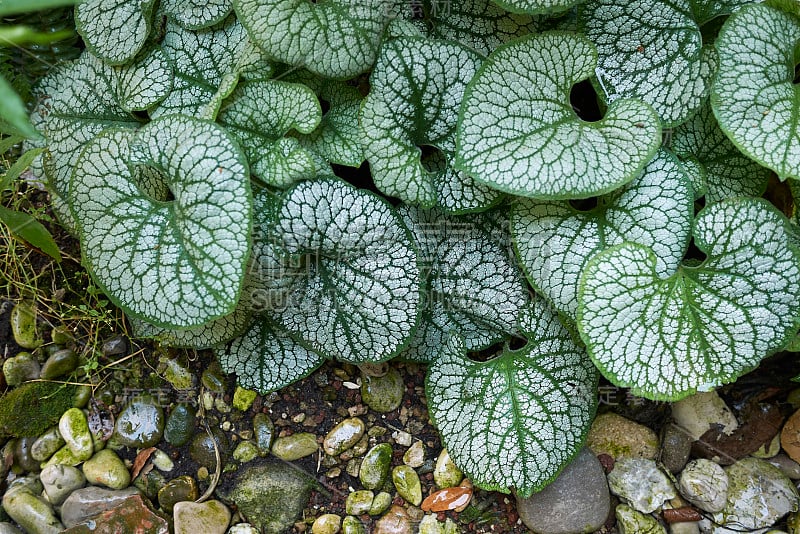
[517,448,610,534]
[59,486,141,528]
[218,459,318,534]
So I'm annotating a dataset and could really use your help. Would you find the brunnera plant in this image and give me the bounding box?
[25,0,800,498]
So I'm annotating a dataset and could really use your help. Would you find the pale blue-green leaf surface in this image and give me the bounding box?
[426,297,598,497]
[398,206,528,362]
[217,80,321,187]
[490,0,579,16]
[234,0,393,78]
[513,149,694,320]
[670,100,769,203]
[711,3,800,180]
[268,178,421,363]
[69,120,252,328]
[362,37,501,212]
[161,0,233,29]
[580,0,717,127]
[578,198,800,400]
[75,0,155,65]
[456,32,661,200]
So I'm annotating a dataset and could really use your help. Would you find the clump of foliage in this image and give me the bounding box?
[25,0,800,497]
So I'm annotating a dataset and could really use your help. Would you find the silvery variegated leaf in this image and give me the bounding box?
[217,80,322,187]
[427,297,597,497]
[68,119,252,328]
[268,178,421,363]
[578,198,800,400]
[670,100,769,203]
[160,0,233,29]
[579,0,717,127]
[711,3,800,180]
[456,32,661,200]
[30,50,171,198]
[234,0,394,79]
[398,205,529,362]
[362,37,501,213]
[513,148,694,320]
[76,0,156,65]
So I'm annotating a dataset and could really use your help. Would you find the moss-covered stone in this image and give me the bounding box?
[0,382,77,438]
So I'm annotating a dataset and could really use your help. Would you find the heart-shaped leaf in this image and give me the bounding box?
[689,0,754,25]
[362,37,501,212]
[456,32,661,200]
[76,0,156,65]
[711,3,800,180]
[152,17,272,119]
[30,51,165,197]
[160,0,233,29]
[579,0,717,127]
[234,0,392,79]
[69,119,252,328]
[578,198,800,400]
[216,314,325,394]
[670,100,769,203]
[426,297,598,497]
[398,206,529,362]
[217,80,322,187]
[268,178,421,363]
[513,149,694,320]
[426,0,538,55]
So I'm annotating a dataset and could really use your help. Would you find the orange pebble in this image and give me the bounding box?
[421,486,473,512]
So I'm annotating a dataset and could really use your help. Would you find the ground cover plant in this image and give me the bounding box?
[14,0,800,499]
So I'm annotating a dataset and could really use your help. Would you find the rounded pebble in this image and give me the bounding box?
[369,492,392,516]
[158,475,199,512]
[403,441,424,468]
[271,432,318,461]
[323,418,365,456]
[253,413,275,455]
[40,464,85,506]
[58,408,93,462]
[113,396,165,448]
[587,413,660,460]
[616,503,666,533]
[234,441,260,463]
[189,429,229,469]
[31,427,64,463]
[392,465,422,506]
[678,459,728,513]
[360,368,404,413]
[660,423,693,473]
[312,514,342,534]
[346,490,374,515]
[608,458,676,514]
[360,443,392,490]
[164,403,196,446]
[2,352,40,386]
[342,516,366,534]
[433,449,463,488]
[82,449,130,489]
[40,349,78,380]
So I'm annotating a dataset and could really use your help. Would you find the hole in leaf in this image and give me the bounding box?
[319,98,330,115]
[333,161,387,198]
[570,80,602,123]
[568,197,599,212]
[683,238,707,264]
[132,109,149,121]
[467,341,504,362]
[419,144,446,173]
[507,336,526,350]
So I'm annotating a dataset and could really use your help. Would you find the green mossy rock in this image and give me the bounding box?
[0,382,77,438]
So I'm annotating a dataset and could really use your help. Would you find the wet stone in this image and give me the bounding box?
[342,516,366,534]
[201,362,227,394]
[587,412,660,460]
[253,413,274,454]
[312,514,342,534]
[59,408,93,462]
[712,457,799,531]
[433,449,463,488]
[60,486,141,528]
[234,441,260,463]
[163,403,195,446]
[767,454,800,479]
[271,432,318,461]
[615,503,666,534]
[661,423,693,474]
[672,391,738,441]
[323,418,365,456]
[217,459,317,534]
[40,464,85,506]
[31,426,64,462]
[61,494,168,534]
[113,396,165,448]
[373,505,413,534]
[360,443,392,490]
[3,352,40,386]
[0,523,22,534]
[369,492,392,516]
[51,325,73,345]
[82,449,130,490]
[161,357,194,391]
[14,436,40,473]
[608,458,676,513]
[346,490,374,515]
[173,499,231,534]
[517,448,610,534]
[151,449,174,471]
[11,301,43,349]
[40,349,78,380]
[133,469,166,502]
[403,441,424,468]
[2,476,62,534]
[361,368,404,413]
[101,335,127,357]
[158,475,198,512]
[678,459,728,513]
[392,465,422,506]
[233,387,257,411]
[189,429,229,470]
